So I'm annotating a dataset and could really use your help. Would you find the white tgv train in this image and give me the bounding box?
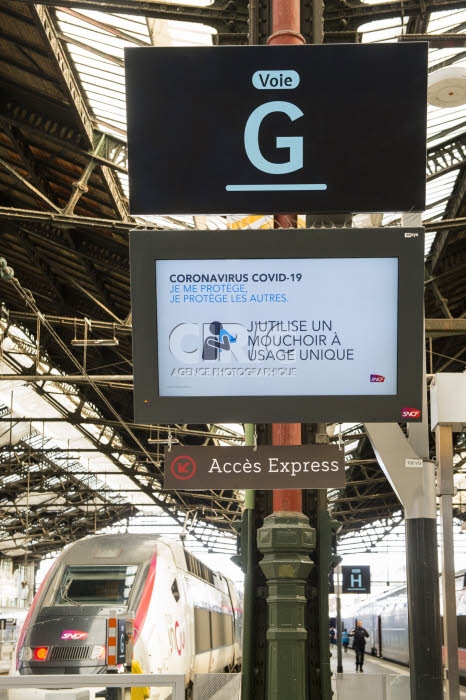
[8,533,243,700]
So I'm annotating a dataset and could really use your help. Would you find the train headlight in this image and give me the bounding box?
[32,647,49,661]
[91,645,106,660]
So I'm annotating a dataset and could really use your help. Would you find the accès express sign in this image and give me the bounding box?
[164,445,345,490]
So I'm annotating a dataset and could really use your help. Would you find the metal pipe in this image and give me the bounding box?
[272,423,302,511]
[267,0,303,511]
[436,424,460,700]
[336,568,343,674]
[267,0,304,46]
[0,374,133,382]
[241,423,256,700]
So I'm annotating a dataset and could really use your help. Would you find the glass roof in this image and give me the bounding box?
[1,3,465,564]
[53,5,466,252]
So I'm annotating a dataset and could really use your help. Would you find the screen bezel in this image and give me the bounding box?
[130,228,424,424]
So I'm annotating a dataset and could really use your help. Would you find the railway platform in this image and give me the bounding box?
[0,661,465,700]
[330,650,466,700]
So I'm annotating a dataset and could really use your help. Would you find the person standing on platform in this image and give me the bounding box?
[341,628,349,653]
[349,620,369,672]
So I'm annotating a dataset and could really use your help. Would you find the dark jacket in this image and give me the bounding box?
[349,625,369,650]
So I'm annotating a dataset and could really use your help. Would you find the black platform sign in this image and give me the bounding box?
[164,445,345,490]
[342,566,371,594]
[125,43,427,215]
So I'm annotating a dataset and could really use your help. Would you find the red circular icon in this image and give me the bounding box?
[170,455,196,481]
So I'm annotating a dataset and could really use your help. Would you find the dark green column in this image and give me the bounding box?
[257,511,315,700]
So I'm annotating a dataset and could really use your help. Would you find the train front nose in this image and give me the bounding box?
[20,607,109,675]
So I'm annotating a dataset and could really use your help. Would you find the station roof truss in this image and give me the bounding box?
[0,0,465,561]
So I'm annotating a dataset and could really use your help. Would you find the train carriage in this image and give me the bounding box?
[8,533,243,700]
[345,569,466,682]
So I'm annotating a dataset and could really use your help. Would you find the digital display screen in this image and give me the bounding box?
[130,228,424,424]
[125,44,427,215]
[155,257,398,397]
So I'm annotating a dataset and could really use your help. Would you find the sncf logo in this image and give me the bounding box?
[370,374,385,382]
[401,407,421,420]
[61,630,88,641]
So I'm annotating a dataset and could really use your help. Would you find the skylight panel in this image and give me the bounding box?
[74,54,126,76]
[428,8,466,32]
[79,74,126,92]
[360,17,403,43]
[427,112,466,148]
[57,8,151,43]
[427,170,459,202]
[84,91,127,112]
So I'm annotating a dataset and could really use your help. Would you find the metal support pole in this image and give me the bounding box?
[272,424,302,512]
[366,421,443,700]
[316,505,340,700]
[366,297,443,700]
[241,424,256,700]
[257,422,316,700]
[405,518,443,700]
[435,424,460,700]
[336,568,343,674]
[257,507,315,700]
[257,0,320,696]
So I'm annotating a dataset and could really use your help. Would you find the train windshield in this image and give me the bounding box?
[55,565,138,605]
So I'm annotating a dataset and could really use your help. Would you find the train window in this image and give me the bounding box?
[194,607,211,653]
[185,551,215,585]
[194,607,233,653]
[211,611,233,648]
[55,565,138,605]
[171,579,180,602]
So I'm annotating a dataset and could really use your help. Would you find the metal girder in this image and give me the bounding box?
[1,93,465,207]
[322,0,464,31]
[0,206,156,232]
[365,423,437,520]
[18,0,248,34]
[5,228,131,275]
[427,135,466,181]
[430,169,466,270]
[400,32,466,46]
[33,5,130,222]
[430,316,466,342]
[0,108,128,174]
[1,205,464,235]
[424,216,466,231]
[405,4,430,34]
[59,228,121,322]
[0,339,242,546]
[15,0,465,34]
[14,229,68,312]
[0,158,62,213]
[0,443,138,558]
[2,126,59,206]
[425,266,454,318]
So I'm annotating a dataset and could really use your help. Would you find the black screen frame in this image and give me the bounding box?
[130,228,425,424]
[125,44,428,215]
